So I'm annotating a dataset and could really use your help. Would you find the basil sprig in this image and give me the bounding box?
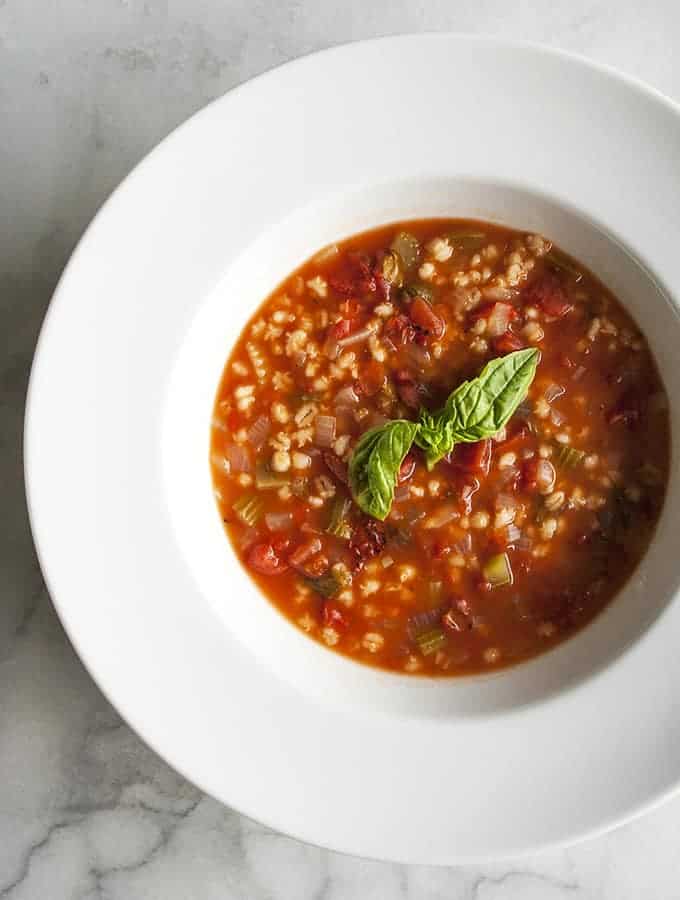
[415,347,539,469]
[348,349,538,519]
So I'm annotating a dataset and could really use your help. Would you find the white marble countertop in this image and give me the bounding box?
[3,2,680,897]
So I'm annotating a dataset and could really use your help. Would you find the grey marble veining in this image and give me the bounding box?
[3,2,680,897]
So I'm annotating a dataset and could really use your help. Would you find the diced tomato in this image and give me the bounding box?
[384,314,417,346]
[393,369,428,410]
[327,319,352,341]
[408,296,446,339]
[323,602,350,631]
[247,542,289,575]
[349,518,386,571]
[494,330,525,354]
[495,419,529,450]
[358,360,386,397]
[452,439,492,475]
[430,540,452,561]
[442,608,468,633]
[397,453,417,483]
[329,252,377,297]
[525,272,573,318]
[340,298,361,320]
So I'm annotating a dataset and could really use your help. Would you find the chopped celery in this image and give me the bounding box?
[554,444,586,468]
[326,496,353,539]
[390,231,420,270]
[303,572,341,599]
[449,230,487,250]
[232,494,263,526]
[415,628,448,656]
[255,462,290,489]
[482,552,513,587]
[380,249,403,286]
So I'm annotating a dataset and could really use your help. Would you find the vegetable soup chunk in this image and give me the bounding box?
[211,219,669,676]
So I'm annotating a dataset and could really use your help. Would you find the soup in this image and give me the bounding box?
[210,220,669,676]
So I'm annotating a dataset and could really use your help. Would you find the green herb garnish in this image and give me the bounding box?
[349,420,420,520]
[415,348,539,469]
[348,349,539,518]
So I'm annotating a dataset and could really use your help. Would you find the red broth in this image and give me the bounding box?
[210,220,669,676]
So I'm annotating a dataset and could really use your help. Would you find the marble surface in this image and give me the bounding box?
[3,1,680,896]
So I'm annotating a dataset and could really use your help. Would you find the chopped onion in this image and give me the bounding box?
[515,400,532,420]
[423,504,459,529]
[544,382,566,403]
[225,443,251,473]
[487,303,513,338]
[534,458,557,492]
[323,338,340,360]
[247,414,271,450]
[210,451,231,474]
[495,492,518,510]
[408,605,448,638]
[453,532,473,555]
[505,524,522,544]
[238,526,259,549]
[517,534,533,552]
[314,414,337,448]
[289,538,322,568]
[550,407,566,427]
[498,464,520,486]
[571,365,587,381]
[265,511,293,531]
[334,384,361,407]
[393,484,411,503]
[405,343,432,374]
[337,325,376,348]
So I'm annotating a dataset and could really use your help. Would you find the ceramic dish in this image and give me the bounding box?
[25,35,680,863]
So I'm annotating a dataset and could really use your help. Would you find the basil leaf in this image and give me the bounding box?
[417,348,539,469]
[349,420,420,520]
[414,409,455,468]
[447,348,539,440]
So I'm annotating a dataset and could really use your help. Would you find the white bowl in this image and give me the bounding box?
[25,36,680,862]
